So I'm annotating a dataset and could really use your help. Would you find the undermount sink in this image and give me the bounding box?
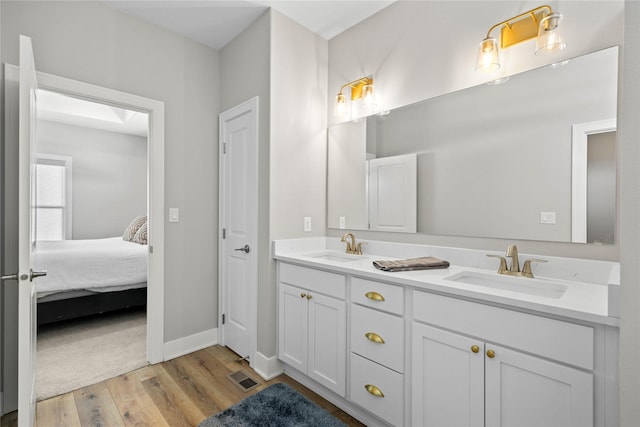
[444,271,568,299]
[304,251,366,263]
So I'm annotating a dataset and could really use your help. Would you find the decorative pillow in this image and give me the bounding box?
[123,214,147,242]
[133,222,148,245]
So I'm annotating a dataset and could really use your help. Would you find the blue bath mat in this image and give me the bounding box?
[197,382,345,427]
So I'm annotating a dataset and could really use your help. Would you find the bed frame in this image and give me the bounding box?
[37,288,147,326]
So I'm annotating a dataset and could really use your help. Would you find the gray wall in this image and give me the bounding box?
[37,120,147,239]
[1,0,220,411]
[269,11,328,356]
[619,2,640,423]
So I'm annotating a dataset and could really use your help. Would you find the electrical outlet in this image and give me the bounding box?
[303,216,312,232]
[339,216,346,229]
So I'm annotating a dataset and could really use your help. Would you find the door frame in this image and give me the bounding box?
[218,97,259,366]
[5,64,166,364]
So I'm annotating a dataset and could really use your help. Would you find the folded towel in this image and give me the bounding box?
[372,256,450,272]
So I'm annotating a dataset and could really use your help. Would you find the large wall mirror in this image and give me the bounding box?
[328,46,618,244]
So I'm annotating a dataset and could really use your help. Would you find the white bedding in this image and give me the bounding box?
[34,237,148,298]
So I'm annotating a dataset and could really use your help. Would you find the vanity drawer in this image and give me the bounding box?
[351,304,404,373]
[350,353,404,427]
[351,277,404,315]
[279,263,345,299]
[413,291,594,370]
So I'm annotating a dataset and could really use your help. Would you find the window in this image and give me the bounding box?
[36,154,72,240]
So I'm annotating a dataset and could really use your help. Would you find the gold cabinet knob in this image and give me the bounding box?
[365,332,385,344]
[365,384,385,398]
[471,345,480,353]
[365,291,385,301]
[300,293,306,298]
[306,294,312,300]
[486,349,496,359]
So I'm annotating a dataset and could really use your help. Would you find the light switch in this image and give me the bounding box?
[303,217,311,232]
[169,208,180,223]
[540,211,556,224]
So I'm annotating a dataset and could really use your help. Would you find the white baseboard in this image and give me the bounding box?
[164,328,218,361]
[252,351,284,380]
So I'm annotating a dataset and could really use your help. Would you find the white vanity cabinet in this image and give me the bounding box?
[412,291,594,427]
[277,263,347,396]
[274,251,617,427]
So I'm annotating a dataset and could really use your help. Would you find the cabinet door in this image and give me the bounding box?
[485,343,593,427]
[412,323,484,427]
[278,283,308,372]
[308,292,346,396]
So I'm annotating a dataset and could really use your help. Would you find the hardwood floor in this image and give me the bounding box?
[1,345,365,427]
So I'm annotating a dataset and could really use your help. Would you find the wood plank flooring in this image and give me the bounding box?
[2,345,365,427]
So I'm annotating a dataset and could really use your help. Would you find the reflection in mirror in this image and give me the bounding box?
[328,47,618,244]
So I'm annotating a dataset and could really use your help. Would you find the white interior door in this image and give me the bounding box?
[219,97,258,362]
[18,34,44,427]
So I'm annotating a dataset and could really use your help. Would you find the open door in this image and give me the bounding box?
[16,35,44,427]
[0,34,42,427]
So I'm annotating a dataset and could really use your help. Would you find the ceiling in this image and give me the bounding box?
[103,0,396,49]
[38,90,149,137]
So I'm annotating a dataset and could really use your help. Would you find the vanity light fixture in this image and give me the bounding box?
[476,5,567,73]
[335,77,374,118]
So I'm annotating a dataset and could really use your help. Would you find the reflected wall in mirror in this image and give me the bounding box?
[328,46,618,244]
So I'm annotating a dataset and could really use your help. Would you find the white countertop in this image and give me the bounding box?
[274,238,619,327]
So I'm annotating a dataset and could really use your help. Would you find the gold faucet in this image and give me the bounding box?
[487,245,547,278]
[340,232,365,255]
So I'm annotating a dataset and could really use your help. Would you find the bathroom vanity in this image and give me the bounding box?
[274,238,619,427]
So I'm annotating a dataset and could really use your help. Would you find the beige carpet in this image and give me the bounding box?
[36,309,147,401]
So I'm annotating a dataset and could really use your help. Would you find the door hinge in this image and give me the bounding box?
[223,142,227,154]
[222,314,225,325]
[149,245,154,254]
[222,228,226,239]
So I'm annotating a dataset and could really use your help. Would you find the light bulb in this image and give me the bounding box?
[476,37,500,73]
[335,92,348,118]
[362,84,374,106]
[535,12,567,55]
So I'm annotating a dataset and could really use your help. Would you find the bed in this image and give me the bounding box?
[34,237,148,326]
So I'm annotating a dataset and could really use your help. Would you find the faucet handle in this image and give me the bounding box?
[521,258,548,278]
[355,242,367,255]
[486,254,508,274]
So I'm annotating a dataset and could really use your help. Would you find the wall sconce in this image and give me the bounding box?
[335,77,375,118]
[476,5,567,73]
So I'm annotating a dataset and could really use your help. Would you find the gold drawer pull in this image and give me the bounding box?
[365,384,385,398]
[486,349,496,359]
[365,291,385,302]
[300,293,306,298]
[471,345,480,353]
[365,332,385,344]
[306,294,312,300]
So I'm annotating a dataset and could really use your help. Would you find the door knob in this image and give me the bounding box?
[1,273,18,281]
[234,245,250,253]
[30,269,47,281]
